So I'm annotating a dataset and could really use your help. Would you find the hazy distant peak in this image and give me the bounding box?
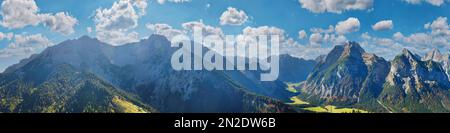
[423,48,445,62]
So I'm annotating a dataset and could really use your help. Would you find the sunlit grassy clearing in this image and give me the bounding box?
[112,96,147,113]
[286,82,302,93]
[304,105,369,113]
[287,96,310,105]
[284,82,369,113]
[304,106,328,112]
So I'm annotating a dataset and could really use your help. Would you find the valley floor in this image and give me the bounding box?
[285,82,370,113]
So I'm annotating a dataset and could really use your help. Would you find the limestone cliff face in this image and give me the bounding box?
[379,49,450,112]
[422,48,450,80]
[301,42,390,105]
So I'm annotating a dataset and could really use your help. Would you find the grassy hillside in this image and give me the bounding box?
[0,64,156,113]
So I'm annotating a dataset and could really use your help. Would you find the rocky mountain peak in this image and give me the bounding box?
[401,48,421,62]
[341,41,365,58]
[423,48,444,61]
[380,48,450,112]
[422,49,450,80]
[301,42,390,105]
[78,35,94,40]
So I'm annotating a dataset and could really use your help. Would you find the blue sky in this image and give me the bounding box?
[0,0,449,71]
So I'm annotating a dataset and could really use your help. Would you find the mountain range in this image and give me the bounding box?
[0,35,449,113]
[298,42,450,112]
[0,35,300,113]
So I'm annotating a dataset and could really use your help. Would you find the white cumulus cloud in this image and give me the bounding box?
[0,32,14,41]
[403,0,448,6]
[157,0,191,4]
[372,20,393,31]
[236,26,333,59]
[87,27,93,33]
[0,34,53,58]
[307,25,348,46]
[146,23,185,39]
[335,17,360,35]
[182,21,224,37]
[361,16,450,59]
[94,0,148,46]
[298,0,373,14]
[0,0,78,35]
[424,17,450,36]
[298,30,307,39]
[40,12,78,35]
[219,7,249,26]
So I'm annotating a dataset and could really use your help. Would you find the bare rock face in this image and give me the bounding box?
[301,42,390,105]
[422,48,450,80]
[379,49,450,112]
